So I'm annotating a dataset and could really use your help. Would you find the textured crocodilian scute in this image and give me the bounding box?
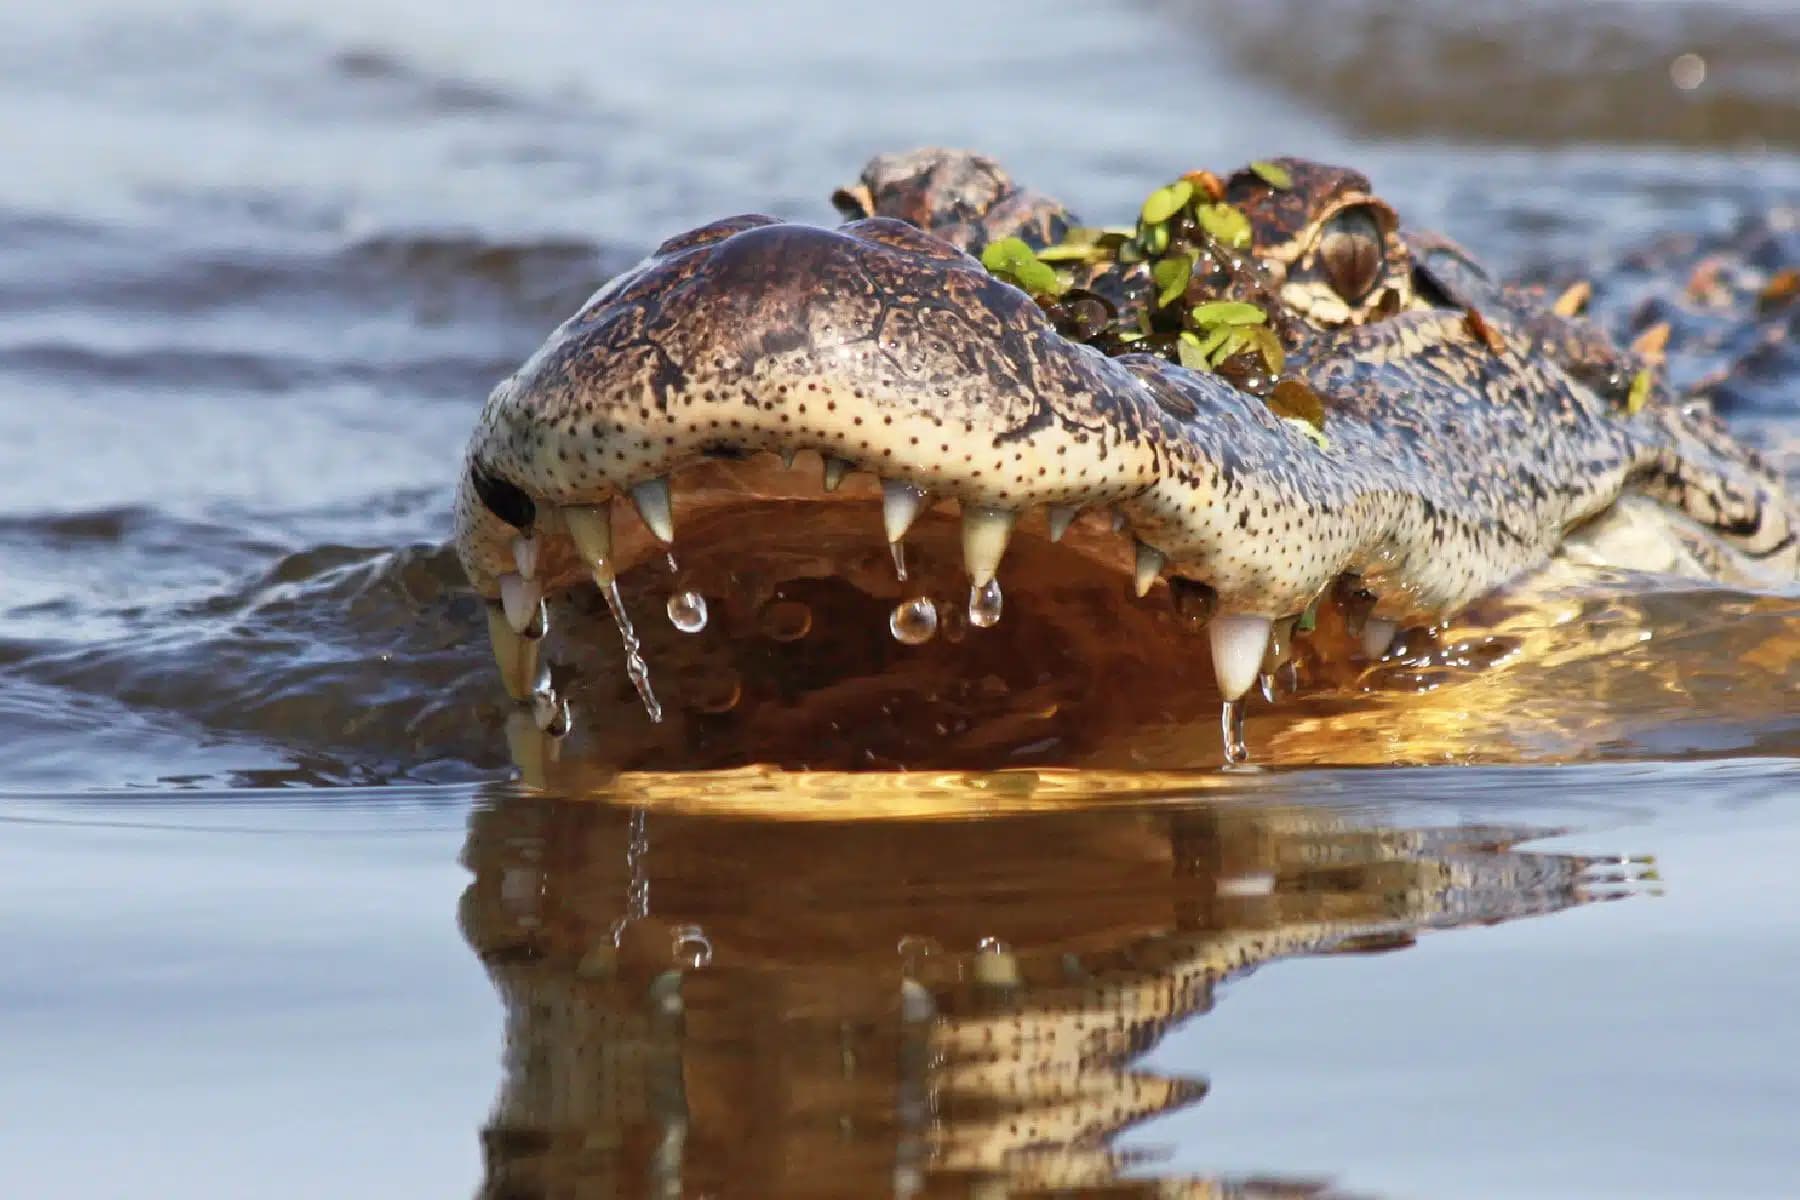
[453,209,1797,640]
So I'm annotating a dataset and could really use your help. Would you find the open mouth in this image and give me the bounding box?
[468,448,1406,774]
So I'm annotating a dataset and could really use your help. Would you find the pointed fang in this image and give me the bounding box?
[1133,542,1165,598]
[1046,505,1078,543]
[1362,617,1398,659]
[500,572,543,635]
[882,480,927,544]
[486,603,542,701]
[822,456,852,492]
[630,477,675,543]
[511,535,538,581]
[961,505,1017,588]
[1210,613,1273,702]
[563,504,616,583]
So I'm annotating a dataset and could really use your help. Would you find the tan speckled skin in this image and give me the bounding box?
[456,154,1797,627]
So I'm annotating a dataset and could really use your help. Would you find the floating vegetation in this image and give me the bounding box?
[979,236,1063,298]
[977,167,1336,448]
[1248,159,1294,190]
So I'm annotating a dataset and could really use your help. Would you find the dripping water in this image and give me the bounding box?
[599,577,664,722]
[666,591,708,633]
[890,540,908,582]
[889,597,938,645]
[968,579,1003,628]
[1220,698,1248,765]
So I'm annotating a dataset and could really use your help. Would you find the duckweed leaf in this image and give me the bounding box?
[1141,180,1194,225]
[1035,241,1107,263]
[1250,160,1293,189]
[980,236,1033,274]
[1193,326,1233,363]
[1197,203,1253,249]
[1153,254,1193,308]
[1250,326,1286,373]
[1296,598,1319,633]
[1190,300,1266,327]
[1267,377,1326,432]
[1626,368,1652,414]
[980,236,1063,296]
[1177,330,1209,371]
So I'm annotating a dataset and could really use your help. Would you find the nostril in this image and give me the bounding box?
[470,459,537,529]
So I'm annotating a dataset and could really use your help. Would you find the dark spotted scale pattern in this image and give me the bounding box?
[454,151,1798,627]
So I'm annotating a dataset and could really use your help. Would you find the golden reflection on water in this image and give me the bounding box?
[459,788,1645,1197]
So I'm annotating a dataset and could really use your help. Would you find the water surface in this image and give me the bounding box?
[0,0,1796,1195]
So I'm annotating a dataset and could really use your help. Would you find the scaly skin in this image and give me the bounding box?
[453,149,1797,724]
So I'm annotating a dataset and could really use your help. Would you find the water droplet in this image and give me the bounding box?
[967,578,1003,628]
[976,936,1010,954]
[663,550,680,575]
[599,577,663,723]
[666,590,708,633]
[1219,698,1248,765]
[671,924,713,969]
[758,598,812,642]
[889,597,938,645]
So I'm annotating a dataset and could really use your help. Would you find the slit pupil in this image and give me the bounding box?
[470,460,536,529]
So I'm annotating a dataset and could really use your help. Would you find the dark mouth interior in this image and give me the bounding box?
[527,454,1411,773]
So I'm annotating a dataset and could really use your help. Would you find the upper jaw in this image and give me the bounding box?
[453,216,1421,631]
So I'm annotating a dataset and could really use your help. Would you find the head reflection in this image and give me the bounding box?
[459,791,1642,1197]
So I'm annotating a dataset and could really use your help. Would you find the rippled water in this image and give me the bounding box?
[1,0,1796,1195]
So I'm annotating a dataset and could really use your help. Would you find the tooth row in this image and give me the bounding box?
[630,477,675,543]
[1134,542,1164,598]
[486,603,542,702]
[1362,617,1398,660]
[882,480,928,544]
[960,505,1016,589]
[1209,614,1273,702]
[491,464,1372,767]
[564,503,616,583]
[499,572,544,635]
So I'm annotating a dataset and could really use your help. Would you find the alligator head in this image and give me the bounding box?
[452,150,1797,772]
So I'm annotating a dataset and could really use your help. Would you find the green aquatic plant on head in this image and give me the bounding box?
[974,172,1330,447]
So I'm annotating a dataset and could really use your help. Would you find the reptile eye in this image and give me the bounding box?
[469,459,536,529]
[1316,207,1387,304]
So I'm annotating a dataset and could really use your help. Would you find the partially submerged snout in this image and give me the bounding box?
[453,153,1797,770]
[456,216,1494,756]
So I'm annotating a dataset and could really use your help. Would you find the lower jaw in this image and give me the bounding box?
[492,454,1400,774]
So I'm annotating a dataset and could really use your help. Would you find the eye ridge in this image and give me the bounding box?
[469,459,537,529]
[1316,206,1387,305]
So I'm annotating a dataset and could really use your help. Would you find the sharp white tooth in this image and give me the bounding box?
[1046,505,1078,543]
[822,456,852,492]
[960,505,1017,588]
[486,603,542,701]
[1133,542,1164,597]
[1362,617,1398,659]
[563,504,615,583]
[630,477,675,543]
[499,572,543,635]
[780,448,797,470]
[1209,613,1273,702]
[1261,617,1298,674]
[882,480,928,544]
[511,534,538,581]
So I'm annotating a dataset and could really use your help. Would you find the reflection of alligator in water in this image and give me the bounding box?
[458,797,1647,1196]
